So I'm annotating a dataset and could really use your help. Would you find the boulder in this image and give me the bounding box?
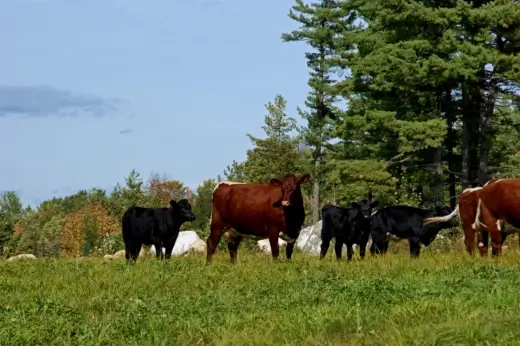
[7,254,37,262]
[296,221,322,255]
[149,230,205,256]
[256,221,324,255]
[257,237,287,253]
[187,238,206,255]
[255,220,375,256]
[104,249,126,260]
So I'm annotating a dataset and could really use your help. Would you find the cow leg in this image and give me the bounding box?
[480,205,502,256]
[465,226,476,256]
[154,242,164,260]
[478,231,489,256]
[369,241,376,256]
[268,233,280,260]
[133,243,142,262]
[346,242,354,262]
[334,238,343,260]
[370,232,387,255]
[359,240,367,260]
[501,232,508,245]
[163,234,179,261]
[489,229,502,256]
[320,235,332,260]
[125,240,139,263]
[286,242,295,260]
[409,237,421,258]
[359,233,370,260]
[227,236,243,264]
[206,224,224,265]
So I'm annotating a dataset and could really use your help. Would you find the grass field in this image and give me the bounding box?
[2,250,520,345]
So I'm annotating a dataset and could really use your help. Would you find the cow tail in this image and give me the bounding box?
[472,198,486,230]
[423,205,460,225]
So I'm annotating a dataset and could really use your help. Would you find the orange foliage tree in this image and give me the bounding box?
[13,221,24,236]
[60,210,85,257]
[145,173,193,208]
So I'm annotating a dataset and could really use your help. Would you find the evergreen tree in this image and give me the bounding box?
[224,94,307,183]
[282,0,347,223]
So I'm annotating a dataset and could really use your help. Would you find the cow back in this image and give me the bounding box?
[481,178,520,228]
[212,183,288,234]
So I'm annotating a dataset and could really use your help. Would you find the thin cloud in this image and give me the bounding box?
[119,128,134,135]
[0,85,120,118]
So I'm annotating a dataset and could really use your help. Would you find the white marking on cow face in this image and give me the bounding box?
[478,242,484,247]
[497,220,501,231]
[279,232,296,243]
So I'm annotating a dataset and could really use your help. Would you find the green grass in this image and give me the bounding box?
[2,251,520,345]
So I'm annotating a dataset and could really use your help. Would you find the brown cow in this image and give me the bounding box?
[206,173,311,264]
[424,180,518,256]
[473,178,520,256]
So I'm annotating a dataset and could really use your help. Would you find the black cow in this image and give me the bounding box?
[370,205,458,257]
[121,199,196,263]
[320,198,380,261]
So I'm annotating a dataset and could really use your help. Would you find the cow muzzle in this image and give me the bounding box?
[281,200,290,206]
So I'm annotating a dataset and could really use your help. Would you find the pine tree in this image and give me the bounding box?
[240,94,307,183]
[282,0,347,223]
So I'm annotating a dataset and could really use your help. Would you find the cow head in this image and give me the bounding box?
[351,199,380,221]
[169,199,196,222]
[269,173,311,207]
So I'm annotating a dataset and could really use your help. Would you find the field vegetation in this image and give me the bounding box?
[2,0,520,344]
[3,249,520,345]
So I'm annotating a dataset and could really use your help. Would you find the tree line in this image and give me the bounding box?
[2,0,520,257]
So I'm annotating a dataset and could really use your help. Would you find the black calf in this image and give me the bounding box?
[320,199,380,261]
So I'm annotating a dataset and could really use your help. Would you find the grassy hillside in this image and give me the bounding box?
[2,251,520,345]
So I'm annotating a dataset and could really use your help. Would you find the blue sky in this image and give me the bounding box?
[0,0,311,207]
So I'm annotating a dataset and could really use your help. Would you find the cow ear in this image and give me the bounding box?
[269,178,283,186]
[298,174,311,184]
[350,202,361,209]
[370,200,380,208]
[169,200,177,208]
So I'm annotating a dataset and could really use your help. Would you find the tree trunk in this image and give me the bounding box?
[444,87,457,209]
[478,79,496,185]
[461,85,481,188]
[431,90,444,205]
[312,142,321,225]
[432,147,443,205]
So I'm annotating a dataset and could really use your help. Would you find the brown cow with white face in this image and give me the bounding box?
[206,173,311,264]
[472,178,520,256]
[423,180,519,256]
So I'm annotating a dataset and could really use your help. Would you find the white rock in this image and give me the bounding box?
[149,230,204,256]
[257,237,287,253]
[104,249,126,260]
[189,239,207,254]
[7,254,37,262]
[255,220,376,256]
[296,220,323,255]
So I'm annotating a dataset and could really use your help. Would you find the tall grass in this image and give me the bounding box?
[2,250,520,345]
